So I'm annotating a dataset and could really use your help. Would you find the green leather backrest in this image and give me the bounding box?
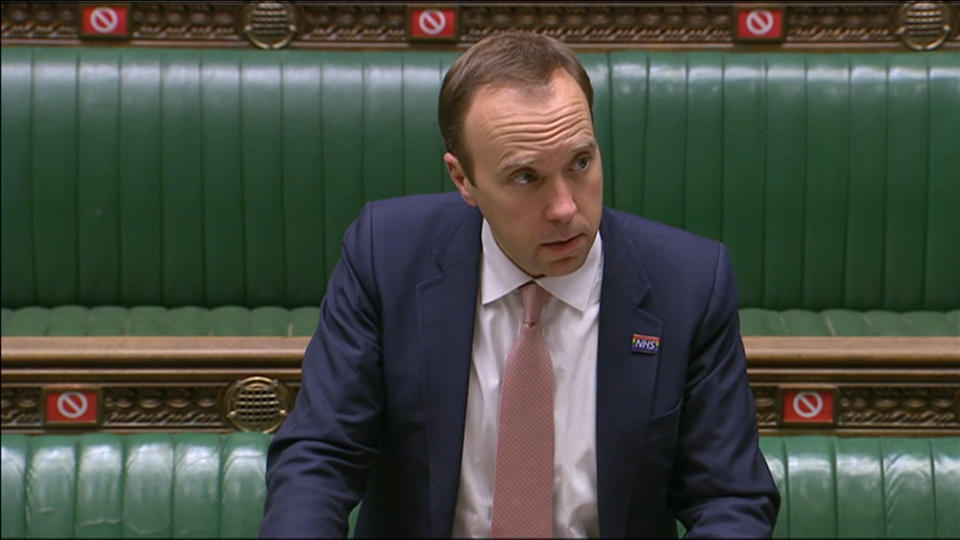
[2,48,957,311]
[759,437,960,538]
[3,304,957,336]
[1,433,268,538]
[2,434,957,538]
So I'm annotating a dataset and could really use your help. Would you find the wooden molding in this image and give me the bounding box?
[2,2,957,51]
[744,336,960,363]
[2,336,958,434]
[4,335,956,363]
[0,336,308,364]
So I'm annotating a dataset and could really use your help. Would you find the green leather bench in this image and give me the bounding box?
[1,47,958,337]
[2,433,958,538]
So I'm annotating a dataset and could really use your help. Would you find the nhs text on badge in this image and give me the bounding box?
[631,334,660,354]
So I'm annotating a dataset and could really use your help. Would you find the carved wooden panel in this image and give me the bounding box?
[1,336,957,435]
[5,381,957,433]
[753,385,780,428]
[0,386,41,427]
[102,386,224,428]
[838,386,959,427]
[2,2,958,50]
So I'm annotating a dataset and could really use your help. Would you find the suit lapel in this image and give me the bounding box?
[416,205,482,536]
[414,206,662,536]
[595,209,662,537]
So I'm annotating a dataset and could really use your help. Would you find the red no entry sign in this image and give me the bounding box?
[782,389,834,424]
[408,7,458,41]
[45,388,100,425]
[735,7,784,41]
[80,4,130,38]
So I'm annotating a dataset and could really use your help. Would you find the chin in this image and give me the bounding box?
[542,255,588,277]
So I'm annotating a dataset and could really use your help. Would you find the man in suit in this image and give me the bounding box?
[261,32,779,538]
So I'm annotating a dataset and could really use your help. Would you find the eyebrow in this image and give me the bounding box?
[497,139,598,174]
[570,140,598,157]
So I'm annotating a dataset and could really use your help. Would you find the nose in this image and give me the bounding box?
[544,177,577,223]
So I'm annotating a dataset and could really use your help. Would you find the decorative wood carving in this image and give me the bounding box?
[0,387,41,427]
[298,4,407,43]
[786,4,898,42]
[456,5,735,44]
[2,2,78,40]
[1,336,957,434]
[2,2,957,50]
[753,385,780,428]
[102,386,224,428]
[838,386,959,427]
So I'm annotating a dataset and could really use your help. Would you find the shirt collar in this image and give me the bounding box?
[480,219,603,312]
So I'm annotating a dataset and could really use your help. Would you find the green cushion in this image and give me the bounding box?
[76,434,124,538]
[0,433,272,538]
[4,434,958,538]
[0,434,28,538]
[4,306,957,336]
[1,305,320,336]
[784,437,837,537]
[123,434,175,537]
[738,308,960,336]
[883,438,939,537]
[758,436,960,538]
[26,436,78,537]
[3,48,958,312]
[219,433,270,537]
[931,437,960,538]
[834,437,885,537]
[757,437,789,538]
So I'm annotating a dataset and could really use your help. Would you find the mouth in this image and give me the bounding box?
[542,234,583,253]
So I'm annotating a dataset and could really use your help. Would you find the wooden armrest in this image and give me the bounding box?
[2,336,957,435]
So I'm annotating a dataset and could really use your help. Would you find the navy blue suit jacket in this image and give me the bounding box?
[261,192,779,538]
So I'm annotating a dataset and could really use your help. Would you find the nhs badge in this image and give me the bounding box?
[631,334,660,355]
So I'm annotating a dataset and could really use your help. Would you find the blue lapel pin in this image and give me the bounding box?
[631,333,660,354]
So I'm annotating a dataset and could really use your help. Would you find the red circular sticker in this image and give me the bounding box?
[791,391,824,419]
[89,7,120,34]
[418,10,448,36]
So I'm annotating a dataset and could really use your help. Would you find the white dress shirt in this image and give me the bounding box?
[452,219,603,538]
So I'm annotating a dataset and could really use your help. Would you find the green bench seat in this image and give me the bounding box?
[2,47,957,336]
[0,305,321,337]
[2,305,958,337]
[2,433,958,538]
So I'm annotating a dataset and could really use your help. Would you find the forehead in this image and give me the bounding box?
[466,70,591,126]
[463,71,596,167]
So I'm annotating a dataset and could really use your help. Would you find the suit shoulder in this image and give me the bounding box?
[347,191,478,254]
[365,192,466,218]
[603,207,724,258]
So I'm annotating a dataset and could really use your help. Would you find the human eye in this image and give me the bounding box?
[511,170,538,185]
[571,155,591,172]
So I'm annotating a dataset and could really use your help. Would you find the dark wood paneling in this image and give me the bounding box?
[2,336,957,434]
[2,3,958,51]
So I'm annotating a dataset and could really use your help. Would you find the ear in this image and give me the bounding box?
[444,152,477,207]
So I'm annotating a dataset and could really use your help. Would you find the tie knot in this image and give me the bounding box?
[519,282,551,325]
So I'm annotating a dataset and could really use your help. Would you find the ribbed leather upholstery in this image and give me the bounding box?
[1,48,458,311]
[0,305,320,336]
[2,48,957,329]
[3,305,957,337]
[604,51,959,312]
[2,434,957,538]
[1,433,269,538]
[759,437,960,538]
[739,307,960,336]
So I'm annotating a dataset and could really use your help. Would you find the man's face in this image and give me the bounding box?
[445,69,603,278]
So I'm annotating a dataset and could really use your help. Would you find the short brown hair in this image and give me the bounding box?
[438,31,594,179]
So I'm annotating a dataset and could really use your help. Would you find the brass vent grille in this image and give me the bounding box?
[222,376,293,433]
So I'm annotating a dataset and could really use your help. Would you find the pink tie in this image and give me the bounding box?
[491,282,554,538]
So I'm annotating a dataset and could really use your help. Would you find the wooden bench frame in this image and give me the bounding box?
[2,336,957,435]
[3,3,959,52]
